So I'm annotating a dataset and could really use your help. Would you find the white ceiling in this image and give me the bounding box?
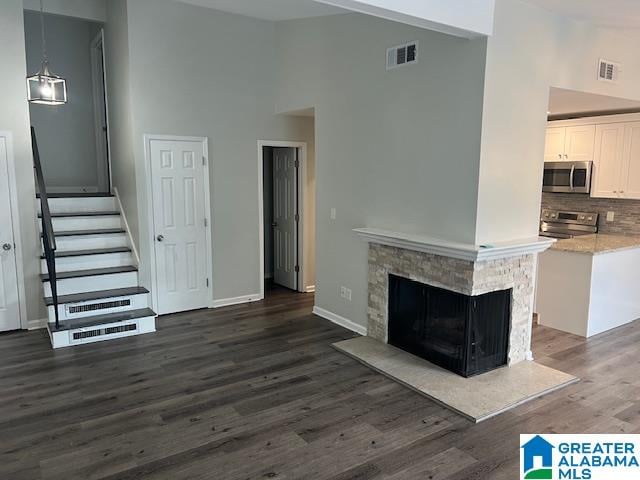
[525,0,640,29]
[549,88,640,117]
[177,0,348,21]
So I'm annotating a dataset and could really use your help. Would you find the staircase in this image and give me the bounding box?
[32,130,156,349]
[38,194,157,348]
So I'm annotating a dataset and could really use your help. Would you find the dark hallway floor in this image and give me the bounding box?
[1,289,639,479]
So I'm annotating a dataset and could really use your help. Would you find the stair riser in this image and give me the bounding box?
[48,293,150,322]
[48,316,156,349]
[40,216,122,233]
[43,271,138,296]
[41,252,134,273]
[39,197,117,214]
[45,234,128,252]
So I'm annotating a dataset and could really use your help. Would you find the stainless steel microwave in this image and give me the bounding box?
[542,161,592,194]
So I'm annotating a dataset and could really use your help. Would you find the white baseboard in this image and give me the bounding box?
[27,318,47,330]
[113,187,141,266]
[312,306,366,336]
[305,285,316,293]
[211,293,263,309]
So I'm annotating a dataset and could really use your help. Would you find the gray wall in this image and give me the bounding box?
[275,13,488,328]
[24,12,104,190]
[0,0,43,324]
[104,0,137,240]
[118,0,316,301]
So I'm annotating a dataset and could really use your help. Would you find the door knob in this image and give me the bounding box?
[156,235,164,242]
[272,222,278,227]
[2,243,11,251]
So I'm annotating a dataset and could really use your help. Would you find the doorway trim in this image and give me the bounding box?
[143,134,213,313]
[0,131,28,330]
[90,28,112,192]
[257,140,309,298]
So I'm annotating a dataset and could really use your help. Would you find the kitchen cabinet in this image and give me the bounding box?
[592,121,640,200]
[592,124,625,198]
[544,125,595,162]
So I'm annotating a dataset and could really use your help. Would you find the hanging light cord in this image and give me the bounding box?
[40,0,48,65]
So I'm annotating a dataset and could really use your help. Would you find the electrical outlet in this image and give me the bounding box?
[339,286,352,301]
[330,208,336,220]
[606,211,615,222]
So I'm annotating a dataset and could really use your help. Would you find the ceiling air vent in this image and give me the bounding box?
[598,59,620,82]
[387,41,418,70]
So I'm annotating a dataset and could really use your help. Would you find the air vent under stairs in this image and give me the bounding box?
[67,299,131,315]
[71,323,137,343]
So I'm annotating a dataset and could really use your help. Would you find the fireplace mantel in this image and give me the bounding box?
[354,227,555,262]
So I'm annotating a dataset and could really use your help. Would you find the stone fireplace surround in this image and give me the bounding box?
[355,228,555,366]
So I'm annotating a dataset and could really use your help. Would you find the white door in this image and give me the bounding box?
[272,147,297,290]
[622,122,640,199]
[565,125,596,161]
[0,136,21,332]
[544,127,566,161]
[150,138,209,314]
[592,124,625,198]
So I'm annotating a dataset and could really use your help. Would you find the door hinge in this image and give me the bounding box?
[204,218,208,228]
[294,213,299,222]
[295,265,300,273]
[202,156,207,166]
[206,278,210,287]
[294,159,299,168]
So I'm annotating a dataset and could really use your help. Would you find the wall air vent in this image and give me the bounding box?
[387,41,418,70]
[598,59,620,82]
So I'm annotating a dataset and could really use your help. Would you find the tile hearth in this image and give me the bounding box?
[333,336,578,422]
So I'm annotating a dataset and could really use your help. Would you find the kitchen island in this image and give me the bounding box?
[535,234,640,337]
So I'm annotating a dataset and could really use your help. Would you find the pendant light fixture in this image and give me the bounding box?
[26,0,67,105]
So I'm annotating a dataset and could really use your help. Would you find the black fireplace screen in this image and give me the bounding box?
[388,274,511,377]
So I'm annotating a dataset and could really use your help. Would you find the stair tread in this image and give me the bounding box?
[42,228,126,238]
[48,308,156,332]
[41,247,131,259]
[44,286,149,306]
[41,265,138,282]
[39,211,120,218]
[37,192,114,198]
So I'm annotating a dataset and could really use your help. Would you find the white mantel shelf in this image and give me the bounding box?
[354,228,556,262]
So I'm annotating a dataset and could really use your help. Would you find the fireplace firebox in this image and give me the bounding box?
[388,274,511,377]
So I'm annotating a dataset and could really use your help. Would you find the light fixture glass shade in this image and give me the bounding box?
[27,63,67,105]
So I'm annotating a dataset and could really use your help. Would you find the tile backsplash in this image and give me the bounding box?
[541,193,640,235]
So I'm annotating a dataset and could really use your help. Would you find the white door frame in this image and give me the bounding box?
[258,140,309,297]
[143,134,213,313]
[0,131,28,329]
[90,28,113,192]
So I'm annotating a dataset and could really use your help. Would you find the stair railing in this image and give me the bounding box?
[31,127,59,328]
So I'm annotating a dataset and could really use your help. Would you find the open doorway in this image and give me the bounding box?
[24,11,111,193]
[259,139,315,298]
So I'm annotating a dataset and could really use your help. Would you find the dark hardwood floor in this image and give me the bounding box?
[1,286,639,479]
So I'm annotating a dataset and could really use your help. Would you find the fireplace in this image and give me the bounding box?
[388,274,511,377]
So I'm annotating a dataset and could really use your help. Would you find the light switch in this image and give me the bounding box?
[606,211,615,222]
[330,208,336,220]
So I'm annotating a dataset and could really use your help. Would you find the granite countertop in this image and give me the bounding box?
[550,234,640,255]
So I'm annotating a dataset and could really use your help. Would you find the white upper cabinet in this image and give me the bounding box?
[621,122,640,200]
[544,127,567,161]
[565,126,597,161]
[544,125,595,162]
[592,124,625,198]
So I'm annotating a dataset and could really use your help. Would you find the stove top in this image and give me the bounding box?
[540,209,599,239]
